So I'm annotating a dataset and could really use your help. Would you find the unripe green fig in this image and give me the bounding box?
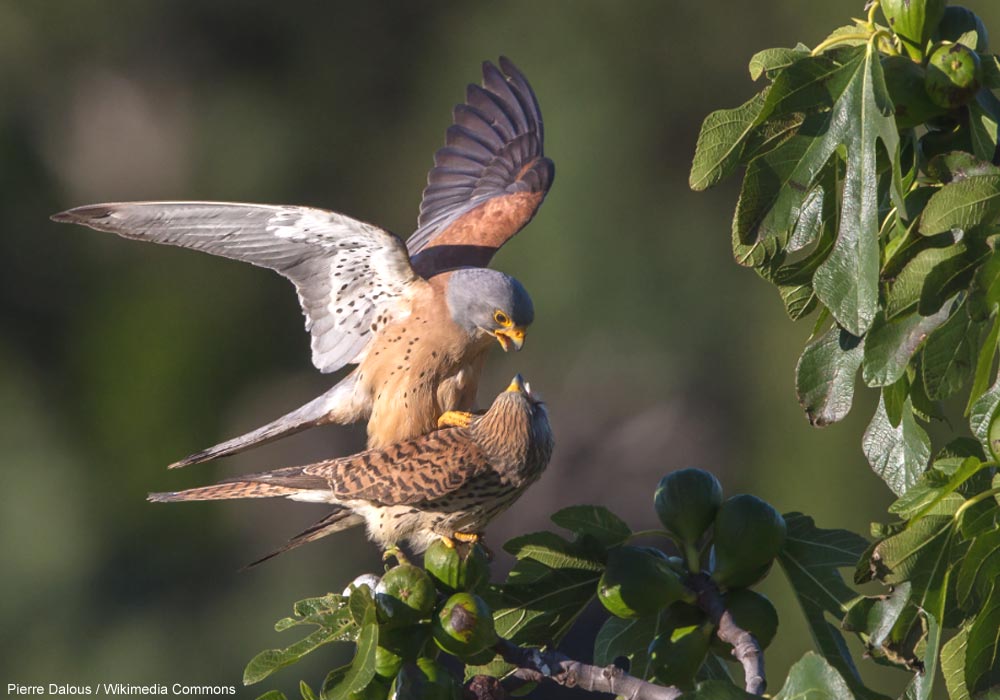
[648,620,714,690]
[933,6,989,52]
[374,564,436,628]
[423,539,490,594]
[881,55,948,128]
[882,0,946,60]
[711,589,779,654]
[710,495,786,589]
[431,592,497,658]
[597,546,693,619]
[925,43,982,108]
[374,644,404,681]
[654,469,723,547]
[391,658,462,700]
[379,623,433,662]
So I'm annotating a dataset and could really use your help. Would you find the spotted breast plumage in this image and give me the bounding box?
[148,375,553,564]
[51,57,554,464]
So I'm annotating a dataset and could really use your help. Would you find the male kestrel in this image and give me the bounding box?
[52,57,553,463]
[149,375,553,562]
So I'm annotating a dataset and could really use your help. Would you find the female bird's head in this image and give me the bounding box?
[473,374,553,471]
[445,268,534,352]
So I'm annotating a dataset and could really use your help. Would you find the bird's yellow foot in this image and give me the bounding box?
[452,532,494,561]
[437,411,475,428]
[382,545,410,566]
[439,536,456,549]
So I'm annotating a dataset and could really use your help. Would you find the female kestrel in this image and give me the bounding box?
[52,57,554,463]
[149,375,553,562]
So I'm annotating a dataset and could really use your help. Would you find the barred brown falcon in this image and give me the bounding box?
[149,375,553,563]
[51,57,554,464]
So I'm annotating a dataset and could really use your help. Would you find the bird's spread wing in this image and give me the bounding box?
[407,57,554,277]
[52,202,424,373]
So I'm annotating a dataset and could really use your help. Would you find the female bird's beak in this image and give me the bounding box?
[493,326,526,352]
[505,374,528,394]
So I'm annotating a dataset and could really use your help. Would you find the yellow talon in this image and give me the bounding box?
[453,531,481,544]
[438,411,475,428]
[440,536,456,549]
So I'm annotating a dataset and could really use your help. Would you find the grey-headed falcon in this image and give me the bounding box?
[149,375,553,563]
[51,57,553,464]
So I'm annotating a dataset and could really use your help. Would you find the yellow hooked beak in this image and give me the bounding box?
[505,374,528,394]
[493,326,526,352]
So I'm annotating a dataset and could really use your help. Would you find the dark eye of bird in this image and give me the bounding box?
[494,310,510,326]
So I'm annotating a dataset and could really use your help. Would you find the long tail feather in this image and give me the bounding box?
[169,372,368,468]
[148,481,302,502]
[244,509,365,569]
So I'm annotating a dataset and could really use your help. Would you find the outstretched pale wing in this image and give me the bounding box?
[52,202,424,373]
[407,57,554,277]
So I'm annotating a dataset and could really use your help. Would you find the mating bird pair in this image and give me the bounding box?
[53,58,556,560]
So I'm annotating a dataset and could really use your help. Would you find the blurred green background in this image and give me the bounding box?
[3,1,998,696]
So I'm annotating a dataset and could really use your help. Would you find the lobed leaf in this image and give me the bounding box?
[965,584,1000,694]
[689,92,768,192]
[320,602,377,700]
[777,514,879,698]
[795,326,864,426]
[773,653,857,700]
[813,43,902,336]
[888,456,986,521]
[920,175,1000,237]
[956,528,1000,609]
[884,244,964,319]
[489,566,600,646]
[941,625,972,700]
[841,582,911,657]
[921,300,980,401]
[748,46,810,81]
[550,504,631,547]
[503,530,604,572]
[862,395,930,496]
[593,614,661,680]
[861,306,950,387]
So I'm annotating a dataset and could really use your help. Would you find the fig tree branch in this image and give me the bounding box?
[469,639,683,700]
[688,572,766,695]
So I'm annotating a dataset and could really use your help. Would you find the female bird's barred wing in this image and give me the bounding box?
[239,430,488,505]
[407,57,555,277]
[52,202,424,374]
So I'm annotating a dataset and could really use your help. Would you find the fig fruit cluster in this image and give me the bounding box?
[597,468,786,690]
[347,541,496,700]
[880,2,989,120]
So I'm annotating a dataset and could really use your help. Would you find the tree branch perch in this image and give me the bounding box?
[468,639,683,700]
[688,572,767,695]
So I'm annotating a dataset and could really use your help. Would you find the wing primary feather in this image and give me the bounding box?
[408,59,554,273]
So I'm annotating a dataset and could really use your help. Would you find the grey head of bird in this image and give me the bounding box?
[471,374,553,474]
[444,267,535,352]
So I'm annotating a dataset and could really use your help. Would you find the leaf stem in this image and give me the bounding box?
[811,33,873,56]
[866,0,880,29]
[955,486,1000,520]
